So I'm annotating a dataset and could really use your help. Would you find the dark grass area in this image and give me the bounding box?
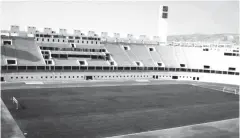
[1,84,239,138]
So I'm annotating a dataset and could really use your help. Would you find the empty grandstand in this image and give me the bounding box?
[1,3,239,138]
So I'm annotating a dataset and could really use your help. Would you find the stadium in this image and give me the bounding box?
[1,2,239,138]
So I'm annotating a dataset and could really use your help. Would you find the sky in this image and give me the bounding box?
[0,1,239,38]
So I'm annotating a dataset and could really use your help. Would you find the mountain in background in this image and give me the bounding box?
[167,34,239,44]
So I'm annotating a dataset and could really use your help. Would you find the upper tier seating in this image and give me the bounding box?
[1,33,239,73]
[105,44,134,66]
[15,38,46,65]
[183,47,209,69]
[182,47,240,71]
[204,49,240,71]
[156,46,179,68]
[1,46,16,58]
[2,36,46,66]
[146,46,163,65]
[122,46,139,66]
[224,56,240,72]
[174,46,188,67]
[130,45,156,66]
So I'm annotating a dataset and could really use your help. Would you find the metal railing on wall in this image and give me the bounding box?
[1,65,239,76]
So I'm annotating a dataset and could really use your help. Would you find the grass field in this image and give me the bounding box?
[1,84,239,138]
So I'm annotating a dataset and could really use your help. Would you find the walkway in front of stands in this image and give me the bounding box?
[107,118,239,138]
[1,80,192,90]
[1,98,25,138]
[2,80,239,93]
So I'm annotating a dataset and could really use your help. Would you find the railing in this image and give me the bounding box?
[1,66,239,76]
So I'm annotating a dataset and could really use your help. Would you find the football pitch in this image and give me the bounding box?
[1,83,239,138]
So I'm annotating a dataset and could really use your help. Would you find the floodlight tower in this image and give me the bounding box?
[158,5,169,44]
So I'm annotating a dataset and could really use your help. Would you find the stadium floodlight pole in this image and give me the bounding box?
[158,5,168,45]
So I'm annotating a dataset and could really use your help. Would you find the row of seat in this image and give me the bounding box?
[1,37,239,72]
[104,44,134,66]
[130,45,156,66]
[1,37,45,66]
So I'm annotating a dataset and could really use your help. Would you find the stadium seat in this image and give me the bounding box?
[105,44,134,66]
[1,45,17,59]
[122,45,140,66]
[156,46,179,68]
[130,45,156,66]
[14,38,45,65]
[147,46,163,65]
[2,37,45,66]
[174,46,188,67]
[182,47,204,69]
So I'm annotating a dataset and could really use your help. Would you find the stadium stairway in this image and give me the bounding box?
[130,45,156,66]
[105,44,134,66]
[146,45,163,65]
[123,45,140,66]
